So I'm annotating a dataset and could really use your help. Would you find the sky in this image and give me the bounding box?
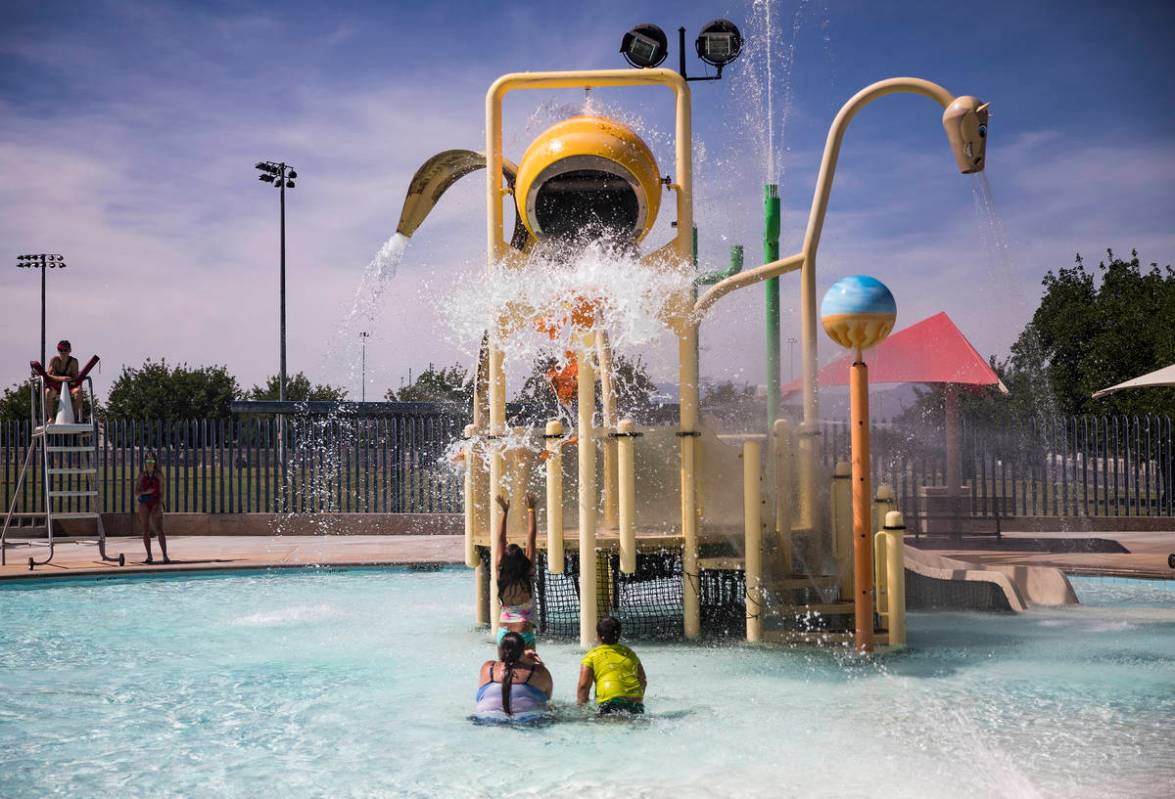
[1,0,1173,403]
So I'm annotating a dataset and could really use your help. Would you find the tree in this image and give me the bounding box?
[105,359,240,419]
[898,249,1175,426]
[701,380,762,429]
[1022,249,1174,417]
[387,363,473,403]
[610,353,660,416]
[0,381,35,421]
[515,353,561,418]
[248,372,348,402]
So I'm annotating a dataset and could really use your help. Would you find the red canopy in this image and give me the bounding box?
[782,311,1007,394]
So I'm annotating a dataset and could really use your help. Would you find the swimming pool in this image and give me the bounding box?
[0,569,1171,798]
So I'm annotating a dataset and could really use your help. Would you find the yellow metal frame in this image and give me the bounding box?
[483,69,703,640]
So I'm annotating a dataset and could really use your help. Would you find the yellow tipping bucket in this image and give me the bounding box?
[513,115,662,243]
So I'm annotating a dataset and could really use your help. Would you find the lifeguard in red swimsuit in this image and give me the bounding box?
[136,452,170,564]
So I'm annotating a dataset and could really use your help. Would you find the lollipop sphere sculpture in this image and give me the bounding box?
[820,275,897,354]
[821,275,896,653]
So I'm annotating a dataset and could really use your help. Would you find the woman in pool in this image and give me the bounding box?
[135,451,170,564]
[496,492,538,652]
[475,631,552,722]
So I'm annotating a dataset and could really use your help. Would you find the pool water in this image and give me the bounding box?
[0,570,1171,798]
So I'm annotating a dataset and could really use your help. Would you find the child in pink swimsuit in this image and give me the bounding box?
[496,493,538,650]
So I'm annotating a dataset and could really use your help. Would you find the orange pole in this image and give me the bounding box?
[850,356,875,652]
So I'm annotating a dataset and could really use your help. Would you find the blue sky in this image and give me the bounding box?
[2,0,1173,400]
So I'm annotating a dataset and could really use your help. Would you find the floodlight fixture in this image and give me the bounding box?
[620,18,743,82]
[15,253,68,364]
[695,19,742,67]
[620,24,668,69]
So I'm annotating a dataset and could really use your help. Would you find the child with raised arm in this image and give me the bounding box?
[495,492,538,653]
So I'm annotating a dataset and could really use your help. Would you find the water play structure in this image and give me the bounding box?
[394,69,989,650]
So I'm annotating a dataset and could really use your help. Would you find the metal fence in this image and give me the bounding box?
[5,410,1172,520]
[822,414,1175,521]
[2,408,467,516]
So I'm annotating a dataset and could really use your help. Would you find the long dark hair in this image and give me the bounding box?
[498,632,525,716]
[497,543,532,602]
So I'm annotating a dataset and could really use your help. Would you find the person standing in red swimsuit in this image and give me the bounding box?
[136,452,170,564]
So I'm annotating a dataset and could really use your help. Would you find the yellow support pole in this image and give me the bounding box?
[874,511,907,648]
[597,332,618,530]
[507,427,528,537]
[463,424,480,569]
[886,511,907,648]
[874,484,896,545]
[487,346,505,637]
[772,418,794,574]
[545,420,565,574]
[475,556,489,627]
[831,460,852,598]
[617,418,637,574]
[577,334,598,649]
[850,357,875,653]
[743,440,763,643]
[679,328,701,640]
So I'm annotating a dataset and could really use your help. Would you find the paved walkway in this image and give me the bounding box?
[0,535,465,580]
[1,530,1171,581]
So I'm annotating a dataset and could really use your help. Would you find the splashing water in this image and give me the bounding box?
[756,0,777,181]
[327,231,410,395]
[345,232,409,329]
[745,0,809,186]
[440,242,694,375]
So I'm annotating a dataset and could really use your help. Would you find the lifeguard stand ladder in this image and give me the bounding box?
[1,376,124,570]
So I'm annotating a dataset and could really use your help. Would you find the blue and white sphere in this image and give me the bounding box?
[821,275,897,351]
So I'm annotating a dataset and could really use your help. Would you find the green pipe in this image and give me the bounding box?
[695,244,744,285]
[764,184,781,429]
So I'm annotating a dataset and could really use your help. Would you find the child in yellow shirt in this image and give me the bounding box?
[577,616,647,715]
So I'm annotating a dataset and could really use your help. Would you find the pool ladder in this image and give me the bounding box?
[1,376,124,570]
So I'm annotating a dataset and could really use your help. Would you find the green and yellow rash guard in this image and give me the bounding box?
[582,643,643,704]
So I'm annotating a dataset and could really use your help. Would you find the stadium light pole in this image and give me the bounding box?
[255,162,297,510]
[360,331,370,402]
[15,254,66,366]
[254,161,297,403]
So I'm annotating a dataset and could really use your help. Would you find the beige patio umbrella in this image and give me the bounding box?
[1092,363,1175,398]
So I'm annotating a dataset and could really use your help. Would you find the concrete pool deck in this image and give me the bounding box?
[0,529,1170,582]
[0,535,466,580]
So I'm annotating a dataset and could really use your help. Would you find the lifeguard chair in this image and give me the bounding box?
[1,365,124,569]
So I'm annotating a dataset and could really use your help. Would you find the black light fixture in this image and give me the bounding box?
[620,23,668,69]
[15,253,67,365]
[695,19,742,68]
[620,18,743,82]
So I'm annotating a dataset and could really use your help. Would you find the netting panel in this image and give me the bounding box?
[479,546,746,641]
